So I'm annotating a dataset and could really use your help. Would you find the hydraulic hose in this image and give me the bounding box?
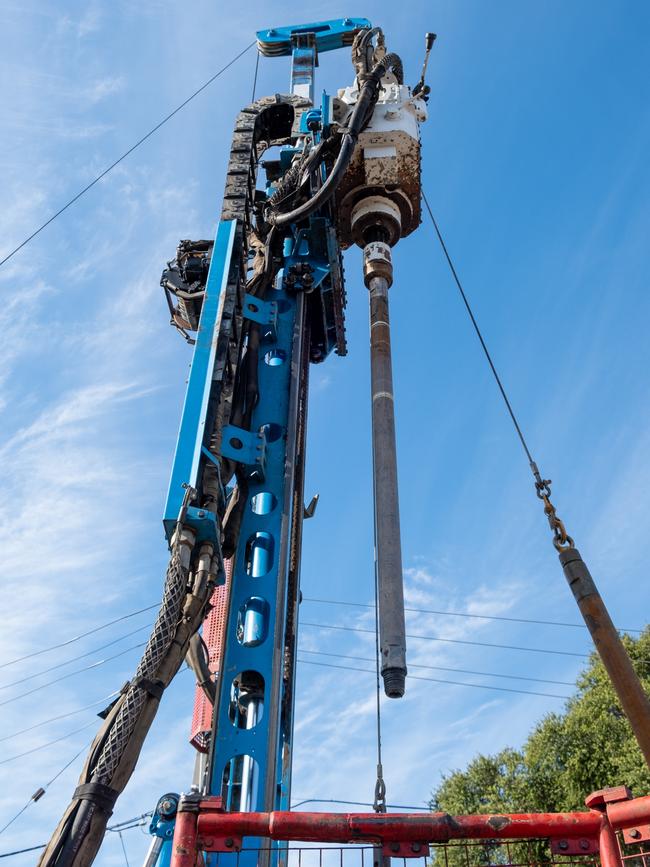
[267,52,403,228]
[187,634,216,704]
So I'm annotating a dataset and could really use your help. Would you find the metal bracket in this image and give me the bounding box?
[183,506,220,546]
[382,841,431,858]
[149,792,179,841]
[243,293,277,342]
[220,425,266,480]
[623,825,650,844]
[551,838,598,855]
[198,835,243,853]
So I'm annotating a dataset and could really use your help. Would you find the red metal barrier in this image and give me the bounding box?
[170,788,650,867]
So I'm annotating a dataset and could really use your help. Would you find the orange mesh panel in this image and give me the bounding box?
[190,558,233,752]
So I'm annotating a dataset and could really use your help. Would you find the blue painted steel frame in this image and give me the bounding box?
[207,282,303,867]
[256,18,370,55]
[163,220,237,542]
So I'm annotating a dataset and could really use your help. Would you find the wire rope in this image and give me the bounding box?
[0,42,255,269]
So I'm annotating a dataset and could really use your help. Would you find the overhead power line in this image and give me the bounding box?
[0,844,46,859]
[0,641,574,747]
[0,691,119,743]
[0,624,151,689]
[298,659,571,700]
[0,812,152,858]
[302,596,641,634]
[0,41,256,270]
[300,621,590,658]
[0,604,158,669]
[291,798,431,811]
[0,643,144,708]
[0,738,94,836]
[298,649,575,686]
[0,721,98,766]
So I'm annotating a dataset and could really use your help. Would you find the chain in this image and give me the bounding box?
[530,462,574,551]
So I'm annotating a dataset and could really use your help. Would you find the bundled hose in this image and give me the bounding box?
[267,39,403,228]
[38,495,220,867]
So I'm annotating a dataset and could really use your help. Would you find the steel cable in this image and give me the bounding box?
[0,42,255,269]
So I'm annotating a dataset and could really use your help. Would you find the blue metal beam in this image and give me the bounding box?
[163,220,238,542]
[256,18,370,57]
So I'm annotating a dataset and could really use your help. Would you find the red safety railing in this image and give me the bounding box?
[169,787,650,867]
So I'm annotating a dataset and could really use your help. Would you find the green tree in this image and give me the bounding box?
[431,628,650,815]
[428,629,650,866]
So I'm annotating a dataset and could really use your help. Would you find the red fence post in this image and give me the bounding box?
[599,816,623,867]
[170,794,200,867]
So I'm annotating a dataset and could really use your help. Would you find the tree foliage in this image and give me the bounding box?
[431,628,650,816]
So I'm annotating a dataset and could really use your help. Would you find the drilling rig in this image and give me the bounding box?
[38,17,650,867]
[39,18,432,867]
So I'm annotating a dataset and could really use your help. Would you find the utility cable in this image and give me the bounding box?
[0,604,158,669]
[8,589,637,683]
[117,831,130,867]
[300,621,590,658]
[298,659,571,700]
[0,642,144,707]
[291,798,431,811]
[302,596,641,634]
[0,42,255,269]
[0,813,152,859]
[0,721,98,766]
[0,625,151,689]
[0,644,574,747]
[0,844,46,859]
[298,649,575,686]
[0,739,93,836]
[0,692,119,743]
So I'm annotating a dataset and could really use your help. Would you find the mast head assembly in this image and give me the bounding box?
[334,27,428,251]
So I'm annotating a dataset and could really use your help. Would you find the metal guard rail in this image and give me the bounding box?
[170,787,650,867]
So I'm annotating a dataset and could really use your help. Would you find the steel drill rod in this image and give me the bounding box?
[368,275,407,698]
[559,547,650,767]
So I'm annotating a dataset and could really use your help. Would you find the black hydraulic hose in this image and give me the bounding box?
[187,634,216,704]
[267,53,402,228]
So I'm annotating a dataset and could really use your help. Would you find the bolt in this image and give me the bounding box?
[197,510,205,518]
[225,838,234,848]
[390,843,400,853]
[558,841,569,851]
[630,829,641,839]
[580,840,590,850]
[411,843,422,854]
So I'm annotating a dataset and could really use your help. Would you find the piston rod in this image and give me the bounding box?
[366,239,407,698]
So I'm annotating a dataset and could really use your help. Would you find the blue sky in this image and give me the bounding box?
[1,1,650,864]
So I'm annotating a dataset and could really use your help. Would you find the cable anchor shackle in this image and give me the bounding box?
[530,462,574,551]
[373,764,387,814]
[528,468,650,767]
